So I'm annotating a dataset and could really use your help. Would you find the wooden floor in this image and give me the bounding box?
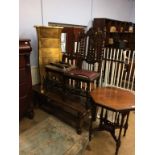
[20,108,135,155]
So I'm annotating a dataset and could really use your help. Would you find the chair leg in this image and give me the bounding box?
[77,113,82,135]
[92,104,97,121]
[89,114,93,141]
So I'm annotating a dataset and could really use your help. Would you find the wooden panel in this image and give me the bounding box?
[39,26,62,38]
[19,55,26,68]
[19,68,26,84]
[40,38,60,48]
[19,39,33,120]
[19,83,27,97]
[19,96,28,118]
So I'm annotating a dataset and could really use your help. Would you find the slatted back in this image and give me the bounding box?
[101,48,135,91]
[81,28,103,72]
[62,29,104,92]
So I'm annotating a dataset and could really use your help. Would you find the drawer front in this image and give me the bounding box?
[19,68,26,84]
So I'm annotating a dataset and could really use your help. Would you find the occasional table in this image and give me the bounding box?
[89,86,135,155]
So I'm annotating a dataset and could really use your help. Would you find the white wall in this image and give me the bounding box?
[19,0,42,84]
[19,0,135,84]
[130,0,135,22]
[92,0,134,22]
[42,0,92,26]
[19,0,42,67]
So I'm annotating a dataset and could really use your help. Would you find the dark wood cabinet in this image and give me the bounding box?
[93,18,135,50]
[19,39,34,120]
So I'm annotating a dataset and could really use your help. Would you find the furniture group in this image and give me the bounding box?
[33,61,100,134]
[33,27,103,134]
[19,18,135,154]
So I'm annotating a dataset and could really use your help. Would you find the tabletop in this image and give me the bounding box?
[90,86,135,112]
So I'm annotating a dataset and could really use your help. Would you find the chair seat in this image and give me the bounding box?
[66,68,100,81]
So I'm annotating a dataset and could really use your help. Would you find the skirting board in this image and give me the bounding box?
[31,66,40,85]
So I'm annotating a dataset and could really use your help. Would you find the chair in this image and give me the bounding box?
[62,28,104,106]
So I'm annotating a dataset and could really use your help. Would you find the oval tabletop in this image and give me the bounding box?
[90,87,135,112]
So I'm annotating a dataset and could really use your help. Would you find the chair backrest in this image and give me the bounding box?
[81,28,104,72]
[63,28,104,72]
[101,48,135,91]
